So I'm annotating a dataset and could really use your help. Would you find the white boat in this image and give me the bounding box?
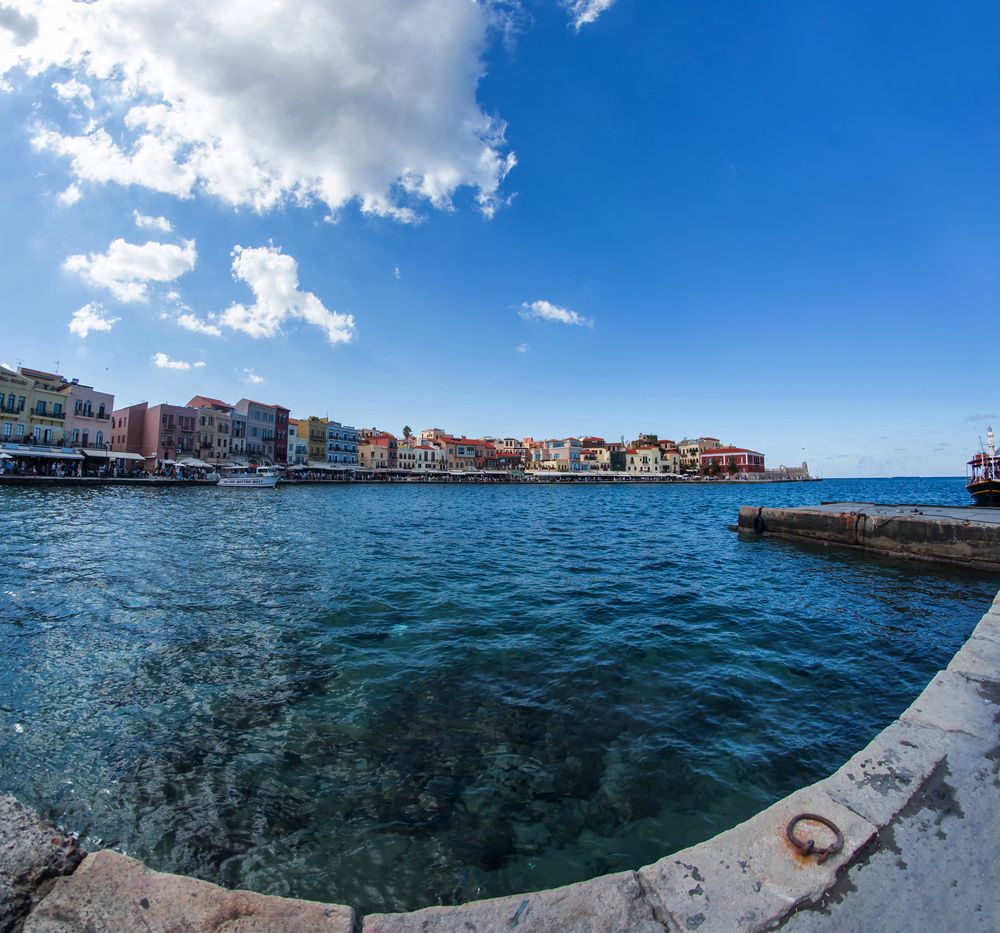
[217,466,279,489]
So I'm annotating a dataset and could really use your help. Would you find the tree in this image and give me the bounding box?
[402,425,412,441]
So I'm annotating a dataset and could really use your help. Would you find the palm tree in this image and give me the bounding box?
[402,425,412,441]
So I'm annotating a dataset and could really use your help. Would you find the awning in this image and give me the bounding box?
[178,457,211,468]
[3,449,83,460]
[111,451,146,462]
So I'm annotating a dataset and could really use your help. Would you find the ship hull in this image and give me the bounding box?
[967,479,1000,507]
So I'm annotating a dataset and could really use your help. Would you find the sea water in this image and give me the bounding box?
[0,477,995,913]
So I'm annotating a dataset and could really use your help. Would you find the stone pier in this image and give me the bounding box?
[737,502,1000,573]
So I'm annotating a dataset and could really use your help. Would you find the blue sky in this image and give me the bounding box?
[1,0,998,476]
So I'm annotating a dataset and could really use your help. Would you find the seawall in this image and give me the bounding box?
[737,502,1000,573]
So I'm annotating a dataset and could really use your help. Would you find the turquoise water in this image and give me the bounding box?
[0,477,996,914]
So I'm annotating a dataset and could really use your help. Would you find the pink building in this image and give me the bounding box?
[64,380,114,451]
[111,401,199,470]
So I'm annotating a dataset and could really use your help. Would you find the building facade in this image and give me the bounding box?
[188,396,233,464]
[110,401,198,469]
[700,447,766,475]
[326,421,358,465]
[64,380,114,451]
[235,399,277,463]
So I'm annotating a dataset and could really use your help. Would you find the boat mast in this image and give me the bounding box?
[989,426,996,461]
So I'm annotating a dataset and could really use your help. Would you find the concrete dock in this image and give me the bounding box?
[737,502,1000,573]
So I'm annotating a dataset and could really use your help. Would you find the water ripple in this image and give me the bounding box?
[0,477,996,914]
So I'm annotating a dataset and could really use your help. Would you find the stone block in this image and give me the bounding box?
[819,718,944,827]
[971,607,1000,644]
[946,634,1000,683]
[0,795,83,932]
[23,850,353,933]
[901,670,1000,740]
[362,870,665,933]
[637,787,875,933]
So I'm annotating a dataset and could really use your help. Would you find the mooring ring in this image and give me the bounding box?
[786,813,844,864]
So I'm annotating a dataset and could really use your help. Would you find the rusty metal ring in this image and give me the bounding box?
[786,813,844,864]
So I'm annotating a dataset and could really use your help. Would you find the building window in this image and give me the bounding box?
[16,424,24,438]
[96,431,103,447]
[1,423,10,439]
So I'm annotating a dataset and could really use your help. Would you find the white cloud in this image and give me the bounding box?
[176,312,221,337]
[152,352,205,370]
[242,368,265,385]
[393,266,401,280]
[4,0,516,220]
[63,238,196,302]
[220,245,356,346]
[519,299,593,327]
[51,77,92,110]
[68,302,119,338]
[564,0,616,30]
[57,182,81,206]
[516,342,529,353]
[133,210,173,233]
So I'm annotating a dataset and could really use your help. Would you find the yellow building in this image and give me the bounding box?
[0,366,70,445]
[296,416,328,462]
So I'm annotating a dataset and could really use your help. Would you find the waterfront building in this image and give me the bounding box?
[358,434,391,470]
[187,396,234,464]
[229,409,247,462]
[626,444,663,474]
[235,399,277,463]
[360,429,397,468]
[287,419,308,465]
[297,416,328,462]
[536,437,582,471]
[607,442,627,472]
[326,421,358,466]
[660,444,681,475]
[0,367,72,446]
[700,446,765,476]
[495,437,529,468]
[580,445,611,471]
[678,437,722,474]
[110,401,198,469]
[0,366,30,443]
[64,379,113,451]
[273,405,290,464]
[397,442,442,472]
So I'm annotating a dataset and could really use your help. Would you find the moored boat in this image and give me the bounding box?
[967,427,1000,507]
[218,466,279,489]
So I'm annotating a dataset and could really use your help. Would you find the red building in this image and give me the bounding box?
[699,446,765,475]
[272,404,290,464]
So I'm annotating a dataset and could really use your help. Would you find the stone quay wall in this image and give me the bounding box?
[737,502,1000,573]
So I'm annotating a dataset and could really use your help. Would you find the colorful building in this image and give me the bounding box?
[110,401,198,469]
[187,396,233,464]
[326,421,358,465]
[700,446,766,475]
[235,399,277,463]
[678,437,722,473]
[64,379,114,451]
[287,419,308,464]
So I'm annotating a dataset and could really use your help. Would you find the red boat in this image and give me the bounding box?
[967,427,1000,507]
